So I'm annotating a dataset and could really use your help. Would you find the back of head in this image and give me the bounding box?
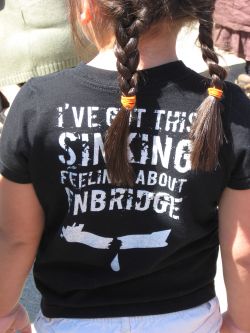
[68,0,227,185]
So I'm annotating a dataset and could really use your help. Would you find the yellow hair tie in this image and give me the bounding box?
[121,95,136,110]
[208,87,223,100]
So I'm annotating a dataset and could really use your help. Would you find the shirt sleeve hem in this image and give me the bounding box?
[227,177,250,190]
[0,160,31,184]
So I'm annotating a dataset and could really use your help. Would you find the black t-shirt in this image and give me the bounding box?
[0,61,250,318]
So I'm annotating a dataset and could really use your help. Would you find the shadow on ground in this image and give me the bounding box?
[21,272,41,322]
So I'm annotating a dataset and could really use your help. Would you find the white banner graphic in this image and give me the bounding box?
[118,230,171,249]
[61,224,113,249]
[61,224,171,271]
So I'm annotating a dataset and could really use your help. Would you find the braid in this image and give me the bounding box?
[104,2,144,186]
[68,0,227,178]
[190,9,227,172]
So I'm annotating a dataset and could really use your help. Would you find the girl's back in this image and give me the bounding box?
[1,53,249,319]
[0,1,250,333]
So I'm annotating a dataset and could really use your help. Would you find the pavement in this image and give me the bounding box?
[4,24,247,323]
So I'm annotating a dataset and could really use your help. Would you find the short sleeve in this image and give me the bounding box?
[0,81,36,183]
[226,84,250,190]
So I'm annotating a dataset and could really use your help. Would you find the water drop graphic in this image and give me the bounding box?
[111,254,120,272]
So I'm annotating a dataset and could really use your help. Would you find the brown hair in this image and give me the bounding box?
[68,0,227,184]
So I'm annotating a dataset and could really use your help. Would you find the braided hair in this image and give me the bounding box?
[68,0,228,185]
[190,2,227,171]
[104,2,150,186]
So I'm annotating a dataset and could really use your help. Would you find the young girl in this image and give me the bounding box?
[0,1,250,332]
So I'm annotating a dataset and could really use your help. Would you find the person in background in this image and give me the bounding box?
[0,0,250,333]
[0,0,96,133]
[213,0,250,97]
[0,92,8,134]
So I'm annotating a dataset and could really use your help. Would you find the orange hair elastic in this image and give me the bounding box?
[121,95,136,110]
[208,87,223,100]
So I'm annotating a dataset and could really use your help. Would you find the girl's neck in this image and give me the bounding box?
[88,23,179,71]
